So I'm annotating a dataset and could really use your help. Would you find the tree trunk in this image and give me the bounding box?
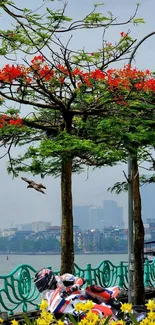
[132,157,145,305]
[60,157,74,274]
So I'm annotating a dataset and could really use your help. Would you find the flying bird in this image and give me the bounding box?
[21,177,46,194]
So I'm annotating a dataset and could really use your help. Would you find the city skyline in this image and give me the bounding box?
[74,200,124,230]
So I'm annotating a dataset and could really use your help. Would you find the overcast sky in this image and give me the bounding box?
[0,0,155,229]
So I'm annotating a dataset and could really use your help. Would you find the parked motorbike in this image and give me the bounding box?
[43,285,147,323]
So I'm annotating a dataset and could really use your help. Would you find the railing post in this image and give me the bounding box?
[118,261,125,288]
[144,259,150,287]
[86,263,92,285]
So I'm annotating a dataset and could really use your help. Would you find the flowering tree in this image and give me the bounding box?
[1,2,154,305]
[1,60,155,304]
[0,0,142,275]
[95,64,155,304]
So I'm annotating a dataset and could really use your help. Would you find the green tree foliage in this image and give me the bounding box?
[0,235,61,253]
[0,0,141,275]
[0,1,154,304]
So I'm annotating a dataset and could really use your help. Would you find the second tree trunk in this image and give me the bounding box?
[133,157,145,305]
[60,157,74,274]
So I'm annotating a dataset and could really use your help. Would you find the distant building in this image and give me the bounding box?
[74,201,124,230]
[16,221,51,232]
[45,226,61,241]
[89,207,104,229]
[74,205,106,230]
[144,219,155,241]
[31,221,51,232]
[103,200,124,227]
[17,223,32,231]
[1,227,18,237]
[15,230,34,238]
[141,181,155,222]
[73,205,90,230]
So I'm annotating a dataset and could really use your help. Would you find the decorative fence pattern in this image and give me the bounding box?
[74,261,129,288]
[0,259,155,315]
[0,264,40,315]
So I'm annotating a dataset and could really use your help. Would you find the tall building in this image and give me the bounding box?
[73,205,105,230]
[141,181,155,222]
[73,205,90,230]
[103,200,123,227]
[89,207,105,229]
[73,201,123,230]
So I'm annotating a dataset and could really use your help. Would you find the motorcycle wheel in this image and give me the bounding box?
[132,305,147,313]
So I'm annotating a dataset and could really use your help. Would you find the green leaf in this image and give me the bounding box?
[84,13,111,24]
[94,3,104,7]
[68,314,79,325]
[132,18,145,24]
[23,313,34,325]
[101,315,111,325]
[108,182,128,194]
[128,312,139,325]
[0,1,14,5]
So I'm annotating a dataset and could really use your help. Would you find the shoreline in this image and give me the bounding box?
[0,251,128,255]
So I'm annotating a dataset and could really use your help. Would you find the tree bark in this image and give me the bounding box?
[60,157,74,274]
[132,157,145,305]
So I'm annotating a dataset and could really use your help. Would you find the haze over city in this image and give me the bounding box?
[0,0,155,229]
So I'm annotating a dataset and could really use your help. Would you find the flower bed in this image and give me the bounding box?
[1,299,154,325]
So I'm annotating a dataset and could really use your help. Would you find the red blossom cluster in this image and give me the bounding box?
[0,114,23,128]
[72,64,155,92]
[120,32,128,38]
[0,55,154,131]
[105,65,155,92]
[0,56,155,95]
[30,55,55,82]
[0,64,26,83]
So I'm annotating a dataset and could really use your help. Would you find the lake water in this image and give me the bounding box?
[0,253,128,313]
[0,253,128,275]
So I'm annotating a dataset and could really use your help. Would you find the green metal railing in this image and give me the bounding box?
[0,259,155,315]
[0,264,40,315]
[74,260,128,288]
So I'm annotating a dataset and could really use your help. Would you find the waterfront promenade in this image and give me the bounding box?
[0,258,155,316]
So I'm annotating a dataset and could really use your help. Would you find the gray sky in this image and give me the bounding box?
[0,0,155,229]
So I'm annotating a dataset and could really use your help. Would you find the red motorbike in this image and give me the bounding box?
[44,284,147,323]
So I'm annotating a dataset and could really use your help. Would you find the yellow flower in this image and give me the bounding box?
[84,300,94,311]
[120,303,132,313]
[111,321,125,325]
[75,302,82,312]
[75,300,94,313]
[11,320,19,325]
[36,319,47,325]
[86,310,99,322]
[139,318,150,325]
[39,299,48,311]
[145,299,155,311]
[89,313,99,324]
[147,310,155,320]
[0,319,3,324]
[57,320,64,325]
[75,302,88,312]
[78,318,88,325]
[41,311,55,324]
